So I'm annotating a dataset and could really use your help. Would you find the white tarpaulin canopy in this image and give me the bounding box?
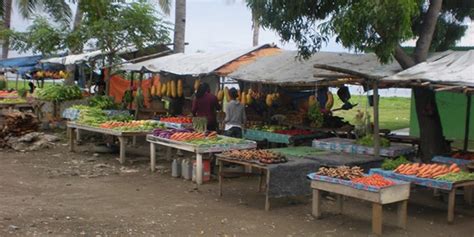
[228,51,402,85]
[120,44,275,75]
[383,50,474,87]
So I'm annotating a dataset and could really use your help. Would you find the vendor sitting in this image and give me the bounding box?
[224,88,246,138]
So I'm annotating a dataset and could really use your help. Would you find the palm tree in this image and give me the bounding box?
[226,0,260,47]
[2,0,12,59]
[157,0,186,53]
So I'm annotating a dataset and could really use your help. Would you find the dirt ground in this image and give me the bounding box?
[0,134,473,237]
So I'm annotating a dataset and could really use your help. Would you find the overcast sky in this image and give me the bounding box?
[8,0,473,58]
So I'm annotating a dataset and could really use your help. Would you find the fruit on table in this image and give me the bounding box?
[99,120,162,131]
[0,90,17,97]
[316,166,364,180]
[160,117,192,124]
[394,163,461,179]
[274,129,314,136]
[351,174,395,187]
[436,171,474,182]
[451,152,474,160]
[223,149,287,164]
[381,156,410,170]
[0,98,27,104]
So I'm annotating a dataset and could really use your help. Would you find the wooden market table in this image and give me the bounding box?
[146,134,257,186]
[0,102,34,112]
[308,173,410,236]
[370,168,474,223]
[67,122,150,164]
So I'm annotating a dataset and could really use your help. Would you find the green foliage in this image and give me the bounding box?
[437,171,474,182]
[16,0,73,24]
[381,156,410,170]
[88,95,117,109]
[247,0,473,62]
[34,84,82,102]
[308,103,323,128]
[355,134,390,148]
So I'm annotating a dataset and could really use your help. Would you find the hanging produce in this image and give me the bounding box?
[177,80,183,97]
[166,81,172,97]
[326,91,334,110]
[246,92,253,104]
[156,81,162,97]
[217,89,224,101]
[266,94,273,107]
[161,82,167,96]
[134,88,145,108]
[241,91,246,104]
[194,79,201,91]
[224,87,230,102]
[308,95,317,107]
[170,80,177,98]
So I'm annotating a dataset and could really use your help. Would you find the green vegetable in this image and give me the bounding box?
[76,106,108,126]
[356,135,390,147]
[89,96,117,109]
[436,171,474,182]
[109,113,133,122]
[35,84,82,102]
[381,156,410,170]
[308,103,323,128]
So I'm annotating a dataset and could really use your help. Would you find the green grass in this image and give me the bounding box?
[332,95,411,131]
[6,80,59,91]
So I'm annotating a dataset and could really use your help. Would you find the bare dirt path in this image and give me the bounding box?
[0,140,473,236]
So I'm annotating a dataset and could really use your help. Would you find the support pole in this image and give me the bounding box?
[464,95,471,151]
[373,81,380,158]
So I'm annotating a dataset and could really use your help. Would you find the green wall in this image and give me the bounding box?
[410,92,474,142]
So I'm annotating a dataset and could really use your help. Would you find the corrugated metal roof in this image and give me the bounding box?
[383,50,474,87]
[229,51,402,85]
[120,44,276,75]
[40,46,139,65]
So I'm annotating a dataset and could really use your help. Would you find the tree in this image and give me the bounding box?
[247,0,474,161]
[79,0,171,93]
[155,0,186,53]
[2,0,12,59]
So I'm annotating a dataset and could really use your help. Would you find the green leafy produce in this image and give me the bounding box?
[89,96,117,109]
[77,106,108,126]
[109,113,133,122]
[35,84,82,102]
[0,98,27,104]
[356,135,390,147]
[381,156,410,170]
[308,103,323,128]
[436,171,474,182]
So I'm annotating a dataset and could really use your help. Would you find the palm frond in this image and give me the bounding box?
[157,0,171,15]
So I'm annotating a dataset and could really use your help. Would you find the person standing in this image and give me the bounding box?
[192,83,219,131]
[223,88,246,138]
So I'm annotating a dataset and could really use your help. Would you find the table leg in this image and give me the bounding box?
[258,169,264,193]
[68,128,76,152]
[150,143,156,172]
[312,189,321,219]
[76,129,81,143]
[372,203,383,236]
[132,136,137,147]
[166,147,172,160]
[464,186,473,206]
[118,136,126,164]
[336,194,343,214]
[196,153,203,186]
[265,170,270,211]
[397,200,407,229]
[218,160,223,197]
[448,188,456,224]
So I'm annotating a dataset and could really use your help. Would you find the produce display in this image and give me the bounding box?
[248,125,288,132]
[394,163,461,179]
[222,149,287,164]
[351,174,395,187]
[170,131,217,141]
[315,166,365,180]
[308,103,323,128]
[160,117,192,124]
[450,151,474,161]
[33,70,68,79]
[436,171,474,182]
[35,84,82,102]
[0,98,27,104]
[355,135,390,147]
[76,106,108,126]
[381,156,410,170]
[88,96,117,109]
[274,129,314,136]
[0,90,17,97]
[99,120,163,131]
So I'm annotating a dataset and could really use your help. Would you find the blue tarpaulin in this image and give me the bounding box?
[0,55,64,77]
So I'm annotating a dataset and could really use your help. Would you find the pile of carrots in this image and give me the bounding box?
[351,174,394,187]
[160,117,192,124]
[394,163,461,179]
[100,121,145,129]
[170,131,217,141]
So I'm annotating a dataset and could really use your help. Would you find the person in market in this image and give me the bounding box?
[223,88,246,138]
[192,83,219,131]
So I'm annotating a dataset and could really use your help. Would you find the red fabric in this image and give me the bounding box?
[109,74,160,108]
[192,92,219,126]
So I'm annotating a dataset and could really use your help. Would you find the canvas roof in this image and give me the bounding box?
[120,44,277,75]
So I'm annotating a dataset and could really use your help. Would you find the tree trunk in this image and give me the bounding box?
[64,1,84,86]
[414,0,443,63]
[252,10,259,47]
[104,55,114,96]
[2,0,12,59]
[173,0,186,53]
[413,88,449,162]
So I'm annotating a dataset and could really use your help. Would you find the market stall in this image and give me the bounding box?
[370,162,474,223]
[147,130,257,185]
[216,147,384,210]
[307,172,410,235]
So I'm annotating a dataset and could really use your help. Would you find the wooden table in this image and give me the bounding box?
[67,122,149,164]
[370,168,474,223]
[147,135,256,186]
[215,156,272,210]
[310,178,410,236]
[0,102,34,112]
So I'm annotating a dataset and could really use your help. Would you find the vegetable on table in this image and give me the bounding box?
[394,163,461,179]
[436,171,474,182]
[381,156,410,170]
[351,174,395,187]
[316,166,364,180]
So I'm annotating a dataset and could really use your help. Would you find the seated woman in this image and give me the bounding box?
[223,88,246,138]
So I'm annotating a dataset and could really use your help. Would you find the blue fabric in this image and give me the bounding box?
[0,55,42,68]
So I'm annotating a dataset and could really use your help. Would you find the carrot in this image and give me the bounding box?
[449,164,459,172]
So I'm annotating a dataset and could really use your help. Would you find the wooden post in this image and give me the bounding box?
[134,72,144,120]
[372,203,383,235]
[150,142,156,172]
[397,200,408,229]
[312,189,322,218]
[447,188,456,224]
[373,81,380,158]
[196,153,203,186]
[118,136,126,164]
[218,159,223,196]
[68,127,76,152]
[464,95,471,151]
[15,72,19,90]
[336,194,343,214]
[264,170,271,211]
